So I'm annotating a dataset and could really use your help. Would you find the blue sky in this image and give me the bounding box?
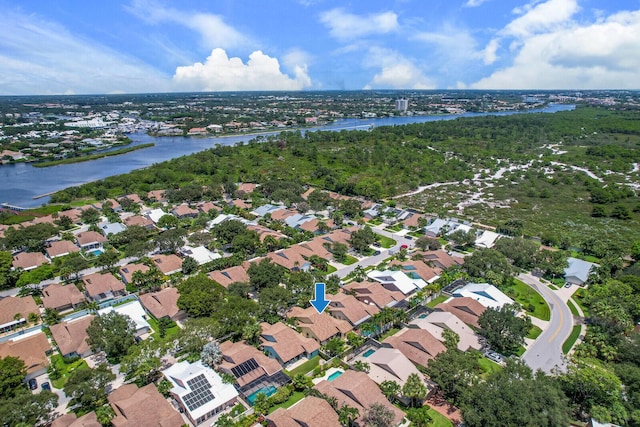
[1,0,639,94]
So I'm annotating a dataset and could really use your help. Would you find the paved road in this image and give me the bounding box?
[519,273,573,373]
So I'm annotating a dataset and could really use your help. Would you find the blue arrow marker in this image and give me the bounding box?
[310,282,331,314]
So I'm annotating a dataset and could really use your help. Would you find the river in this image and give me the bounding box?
[1,103,574,208]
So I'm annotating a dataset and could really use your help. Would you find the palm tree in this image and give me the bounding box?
[338,404,359,426]
[379,380,401,403]
[402,373,428,407]
[359,321,377,338]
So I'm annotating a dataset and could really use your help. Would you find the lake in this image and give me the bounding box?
[1,103,574,208]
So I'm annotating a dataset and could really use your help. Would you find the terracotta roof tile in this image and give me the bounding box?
[12,251,50,270]
[208,265,249,288]
[46,240,80,258]
[139,288,181,319]
[260,322,320,364]
[50,315,94,357]
[42,283,86,310]
[0,296,39,325]
[108,383,183,427]
[0,333,51,374]
[383,328,446,368]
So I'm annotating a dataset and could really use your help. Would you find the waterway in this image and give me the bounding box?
[1,104,574,208]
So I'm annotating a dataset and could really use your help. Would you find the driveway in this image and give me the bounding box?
[519,273,573,373]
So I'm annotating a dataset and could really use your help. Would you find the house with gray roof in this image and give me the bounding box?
[564,257,596,286]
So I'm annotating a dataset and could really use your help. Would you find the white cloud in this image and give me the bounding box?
[471,9,640,89]
[464,0,490,7]
[413,25,484,64]
[172,48,312,91]
[127,0,250,49]
[0,11,169,95]
[503,0,579,38]
[363,47,435,90]
[319,8,399,40]
[482,38,500,64]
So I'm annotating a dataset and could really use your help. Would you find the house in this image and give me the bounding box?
[251,203,283,217]
[145,208,167,224]
[76,231,107,250]
[51,412,101,427]
[163,360,239,426]
[327,292,379,327]
[58,208,83,225]
[451,282,514,309]
[260,321,320,368]
[359,347,423,387]
[42,283,86,312]
[475,230,501,248]
[107,383,183,427]
[197,201,222,214]
[270,208,298,222]
[564,257,596,286]
[410,312,482,351]
[238,183,258,194]
[187,127,207,136]
[123,215,155,229]
[50,315,94,358]
[415,250,464,270]
[180,245,221,265]
[297,237,333,260]
[218,340,289,401]
[139,288,185,321]
[172,204,199,219]
[267,246,311,271]
[231,199,251,210]
[82,272,126,302]
[435,297,487,329]
[119,263,150,285]
[0,332,52,380]
[45,240,80,259]
[12,251,50,271]
[389,260,441,283]
[121,194,143,205]
[246,224,287,242]
[299,218,335,234]
[314,370,405,426]
[152,254,183,275]
[0,296,39,333]
[342,281,405,309]
[284,213,316,229]
[383,327,446,369]
[424,218,449,237]
[267,396,340,427]
[403,213,427,229]
[147,190,166,202]
[367,269,426,296]
[98,301,151,337]
[208,265,250,289]
[286,306,353,344]
[98,221,126,236]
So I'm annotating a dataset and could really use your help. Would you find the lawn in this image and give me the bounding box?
[505,280,551,321]
[527,325,543,340]
[326,265,337,274]
[567,299,580,317]
[477,356,503,377]
[377,235,397,248]
[563,325,582,354]
[342,255,358,265]
[378,327,400,341]
[285,355,320,377]
[572,288,589,317]
[267,391,305,414]
[426,407,454,427]
[50,354,89,389]
[426,294,448,308]
[147,316,180,341]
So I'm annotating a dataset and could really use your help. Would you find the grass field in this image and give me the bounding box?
[563,325,582,354]
[567,299,580,316]
[426,407,454,427]
[426,294,449,308]
[342,255,358,265]
[50,354,89,389]
[285,355,320,377]
[527,325,543,340]
[146,316,180,340]
[377,235,397,248]
[572,288,589,317]
[477,356,503,377]
[267,391,305,414]
[506,280,551,321]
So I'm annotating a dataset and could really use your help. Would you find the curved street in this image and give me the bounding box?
[519,273,573,373]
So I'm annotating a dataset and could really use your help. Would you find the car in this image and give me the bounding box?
[373,250,381,256]
[28,379,37,390]
[373,242,381,247]
[41,382,51,391]
[484,351,504,364]
[405,236,413,240]
[564,283,572,288]
[400,244,408,249]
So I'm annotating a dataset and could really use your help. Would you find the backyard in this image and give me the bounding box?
[49,354,89,389]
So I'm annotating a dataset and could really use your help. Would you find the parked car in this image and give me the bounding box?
[484,351,504,364]
[373,250,381,256]
[28,379,37,390]
[405,236,413,240]
[400,244,408,249]
[41,382,51,391]
[373,242,381,247]
[564,282,572,288]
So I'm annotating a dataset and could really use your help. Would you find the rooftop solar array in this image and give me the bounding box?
[183,374,214,411]
[231,358,259,378]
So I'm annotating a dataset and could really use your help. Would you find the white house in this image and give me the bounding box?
[180,245,221,265]
[367,270,427,296]
[452,282,514,309]
[163,360,239,426]
[564,257,596,286]
[475,230,501,249]
[97,300,151,337]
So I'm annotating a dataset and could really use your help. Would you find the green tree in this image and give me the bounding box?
[248,258,285,290]
[0,389,58,426]
[610,205,631,220]
[177,274,226,317]
[322,337,346,357]
[60,252,90,281]
[425,348,480,405]
[64,364,115,413]
[405,406,432,427]
[362,402,394,427]
[0,356,27,400]
[415,236,440,251]
[462,360,570,427]
[443,328,460,350]
[478,303,531,355]
[96,405,116,426]
[402,373,428,407]
[349,226,377,254]
[338,404,359,427]
[379,380,401,403]
[96,249,119,272]
[331,242,349,263]
[86,312,137,363]
[43,308,62,325]
[119,342,162,386]
[201,341,223,368]
[155,228,187,253]
[494,237,539,269]
[242,322,262,346]
[80,207,101,225]
[181,256,198,275]
[464,248,512,285]
[253,392,271,414]
[157,214,179,229]
[354,360,370,373]
[449,228,476,249]
[292,373,313,391]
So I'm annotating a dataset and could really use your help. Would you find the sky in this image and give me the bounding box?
[0,0,639,95]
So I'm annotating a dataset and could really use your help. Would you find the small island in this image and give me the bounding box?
[32,143,155,167]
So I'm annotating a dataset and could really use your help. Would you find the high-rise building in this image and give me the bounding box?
[395,98,408,112]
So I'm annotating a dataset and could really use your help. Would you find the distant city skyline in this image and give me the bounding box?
[1,0,639,95]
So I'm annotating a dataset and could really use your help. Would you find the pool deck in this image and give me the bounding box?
[312,367,343,384]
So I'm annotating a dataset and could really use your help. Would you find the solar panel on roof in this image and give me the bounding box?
[231,358,259,378]
[182,374,215,411]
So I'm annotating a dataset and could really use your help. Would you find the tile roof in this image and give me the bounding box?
[0,333,51,375]
[389,260,441,282]
[172,204,199,218]
[246,224,287,242]
[267,396,340,427]
[260,322,320,365]
[0,296,39,326]
[51,412,101,427]
[46,240,80,258]
[139,288,181,320]
[237,183,258,193]
[123,215,154,228]
[270,208,298,221]
[287,306,353,343]
[197,201,222,213]
[383,327,446,369]
[328,293,379,326]
[42,283,86,310]
[119,263,150,284]
[12,251,50,270]
[82,273,125,298]
[50,315,94,357]
[434,297,486,329]
[314,370,404,426]
[416,250,465,270]
[208,265,249,288]
[152,254,183,275]
[76,231,107,247]
[108,383,183,427]
[342,281,405,309]
[219,340,283,388]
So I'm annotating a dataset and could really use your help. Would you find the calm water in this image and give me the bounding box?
[1,104,574,208]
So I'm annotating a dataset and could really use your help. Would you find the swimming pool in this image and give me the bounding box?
[88,248,104,256]
[362,349,376,358]
[327,371,343,381]
[247,385,277,404]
